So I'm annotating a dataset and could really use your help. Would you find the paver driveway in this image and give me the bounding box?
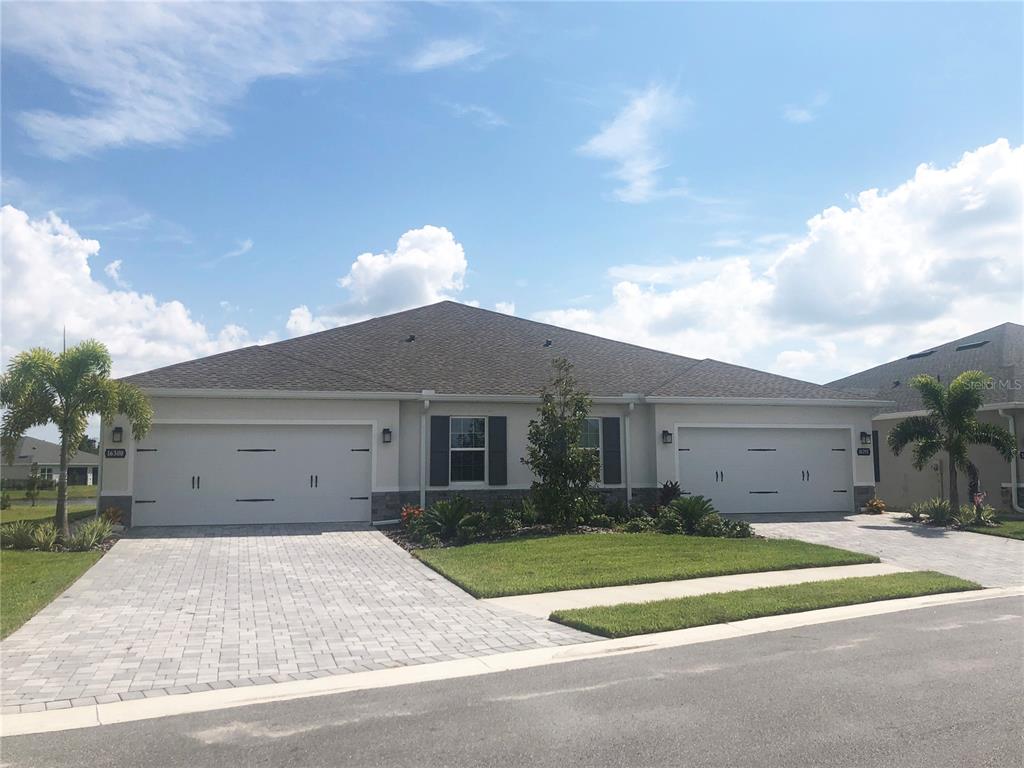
[752,513,1024,587]
[1,526,592,713]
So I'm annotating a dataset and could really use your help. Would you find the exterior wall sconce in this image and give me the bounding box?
[860,431,872,445]
[112,427,124,443]
[661,430,673,445]
[382,428,393,444]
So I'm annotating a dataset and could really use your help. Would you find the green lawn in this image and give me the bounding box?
[964,519,1024,541]
[550,571,981,638]
[4,486,97,501]
[414,533,880,598]
[1,503,95,525]
[0,549,102,638]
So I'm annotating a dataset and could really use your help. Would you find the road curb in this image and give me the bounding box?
[3,585,1021,738]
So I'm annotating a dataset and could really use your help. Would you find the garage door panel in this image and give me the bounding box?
[132,424,373,526]
[678,427,853,515]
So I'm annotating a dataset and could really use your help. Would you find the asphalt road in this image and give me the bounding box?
[3,596,1022,768]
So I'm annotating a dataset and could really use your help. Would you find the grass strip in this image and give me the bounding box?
[1,549,102,638]
[414,533,879,598]
[964,519,1024,541]
[549,571,981,638]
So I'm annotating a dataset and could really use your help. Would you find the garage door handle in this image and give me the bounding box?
[310,474,313,488]
[197,475,200,489]
[315,475,318,488]
[192,475,195,489]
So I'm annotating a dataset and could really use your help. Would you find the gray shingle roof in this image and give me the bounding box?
[123,301,875,401]
[9,437,99,467]
[827,322,1024,413]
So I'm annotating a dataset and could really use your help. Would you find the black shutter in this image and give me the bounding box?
[601,417,622,485]
[429,415,450,487]
[872,430,881,483]
[488,416,508,486]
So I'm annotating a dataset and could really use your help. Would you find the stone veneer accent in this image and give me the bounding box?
[98,495,133,527]
[854,485,876,511]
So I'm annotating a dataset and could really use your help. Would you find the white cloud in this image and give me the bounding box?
[537,139,1024,382]
[0,205,256,377]
[578,84,685,203]
[445,102,507,128]
[2,4,386,158]
[205,238,254,267]
[783,92,829,124]
[103,259,128,288]
[404,39,484,72]
[287,225,468,335]
[495,301,516,315]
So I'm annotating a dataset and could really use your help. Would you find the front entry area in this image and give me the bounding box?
[132,424,373,526]
[677,426,854,514]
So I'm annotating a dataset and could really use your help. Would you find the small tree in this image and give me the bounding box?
[888,371,1015,515]
[1,340,153,538]
[25,462,41,507]
[522,358,600,529]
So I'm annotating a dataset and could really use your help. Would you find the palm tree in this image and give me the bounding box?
[888,370,1015,514]
[1,340,152,538]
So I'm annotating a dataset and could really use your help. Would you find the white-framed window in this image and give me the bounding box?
[39,467,54,481]
[450,417,486,483]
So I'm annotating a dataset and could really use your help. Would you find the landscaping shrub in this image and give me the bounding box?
[519,497,538,527]
[66,519,113,551]
[0,492,10,510]
[919,497,952,525]
[974,505,997,526]
[952,504,978,529]
[906,501,926,522]
[588,514,614,529]
[864,497,886,514]
[654,507,683,534]
[456,512,485,545]
[481,503,521,538]
[422,496,474,541]
[605,499,629,523]
[30,523,60,552]
[400,504,432,544]
[658,480,682,506]
[667,496,717,534]
[693,513,753,539]
[2,520,38,550]
[101,506,123,525]
[626,502,649,520]
[622,516,655,532]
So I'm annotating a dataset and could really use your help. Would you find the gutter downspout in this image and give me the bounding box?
[624,402,634,502]
[420,398,430,510]
[998,408,1023,514]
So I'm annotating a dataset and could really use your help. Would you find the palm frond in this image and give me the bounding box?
[910,437,943,470]
[887,415,940,456]
[967,421,1017,462]
[946,370,990,427]
[112,382,154,440]
[909,375,947,421]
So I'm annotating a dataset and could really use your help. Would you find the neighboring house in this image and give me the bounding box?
[2,436,100,486]
[99,302,886,527]
[828,322,1023,514]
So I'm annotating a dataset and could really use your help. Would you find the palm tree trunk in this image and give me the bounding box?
[948,453,960,513]
[57,434,70,539]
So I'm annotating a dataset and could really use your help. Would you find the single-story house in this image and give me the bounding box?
[828,322,1023,514]
[3,436,100,486]
[99,301,888,527]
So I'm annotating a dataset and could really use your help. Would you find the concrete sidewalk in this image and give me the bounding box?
[481,563,907,618]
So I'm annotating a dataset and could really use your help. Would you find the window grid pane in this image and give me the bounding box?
[451,417,486,449]
[450,450,485,482]
[580,418,601,450]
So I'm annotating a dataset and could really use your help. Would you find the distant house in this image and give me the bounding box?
[2,436,100,486]
[829,323,1023,513]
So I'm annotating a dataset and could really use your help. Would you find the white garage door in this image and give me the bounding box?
[677,427,853,514]
[132,424,372,526]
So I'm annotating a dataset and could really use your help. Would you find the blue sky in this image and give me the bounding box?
[2,2,1022,421]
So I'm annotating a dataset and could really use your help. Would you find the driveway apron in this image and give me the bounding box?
[1,526,592,713]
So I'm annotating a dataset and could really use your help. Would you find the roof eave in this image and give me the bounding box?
[644,396,894,407]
